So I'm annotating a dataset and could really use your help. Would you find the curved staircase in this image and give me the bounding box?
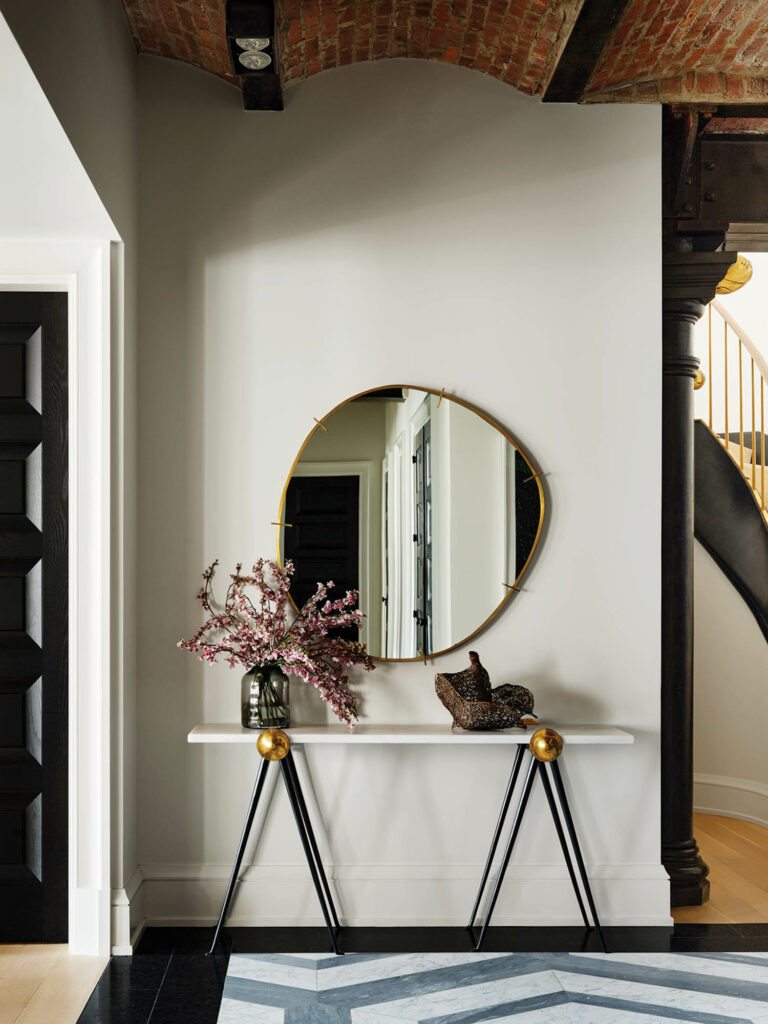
[694,299,768,642]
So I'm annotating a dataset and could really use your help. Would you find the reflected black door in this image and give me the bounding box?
[0,293,68,941]
[413,420,432,656]
[515,450,539,577]
[284,476,359,643]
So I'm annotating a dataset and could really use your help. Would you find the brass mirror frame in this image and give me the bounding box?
[276,385,546,663]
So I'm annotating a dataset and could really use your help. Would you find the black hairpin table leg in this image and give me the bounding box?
[537,761,590,931]
[473,754,538,951]
[467,744,525,932]
[208,756,270,955]
[283,751,341,932]
[207,729,343,957]
[549,758,607,952]
[280,752,342,954]
[470,730,607,954]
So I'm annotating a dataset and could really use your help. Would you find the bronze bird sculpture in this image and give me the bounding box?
[435,651,536,731]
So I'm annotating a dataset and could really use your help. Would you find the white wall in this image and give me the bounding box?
[694,542,768,827]
[137,55,667,926]
[0,0,137,241]
[0,13,117,240]
[0,3,139,951]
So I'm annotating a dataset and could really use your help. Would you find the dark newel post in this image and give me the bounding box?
[661,251,735,907]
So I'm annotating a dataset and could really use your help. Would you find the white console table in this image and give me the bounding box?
[189,722,633,954]
[188,723,633,745]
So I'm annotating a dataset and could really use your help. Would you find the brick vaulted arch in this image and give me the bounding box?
[120,0,768,110]
[120,0,583,97]
[585,0,768,103]
[277,0,582,94]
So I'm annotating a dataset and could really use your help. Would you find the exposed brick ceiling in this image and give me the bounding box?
[121,0,581,97]
[120,0,768,109]
[584,0,768,104]
[277,0,582,94]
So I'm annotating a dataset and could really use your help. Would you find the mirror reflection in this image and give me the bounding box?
[279,387,544,661]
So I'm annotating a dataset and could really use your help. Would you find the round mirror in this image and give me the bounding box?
[277,386,544,661]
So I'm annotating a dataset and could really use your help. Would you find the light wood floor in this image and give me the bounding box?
[673,813,768,923]
[0,945,107,1024]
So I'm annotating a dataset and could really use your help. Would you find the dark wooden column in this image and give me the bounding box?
[661,251,735,907]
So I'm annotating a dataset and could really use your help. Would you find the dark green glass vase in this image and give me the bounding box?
[241,664,290,729]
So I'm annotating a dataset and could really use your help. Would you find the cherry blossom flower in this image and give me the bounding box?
[177,559,374,724]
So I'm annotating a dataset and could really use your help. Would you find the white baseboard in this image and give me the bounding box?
[694,773,768,829]
[124,862,671,930]
[111,866,145,955]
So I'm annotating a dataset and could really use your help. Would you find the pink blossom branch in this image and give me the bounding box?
[177,559,374,723]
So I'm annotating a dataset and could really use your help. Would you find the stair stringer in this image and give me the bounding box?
[694,419,768,644]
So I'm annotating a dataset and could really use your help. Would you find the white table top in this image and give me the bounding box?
[188,723,633,745]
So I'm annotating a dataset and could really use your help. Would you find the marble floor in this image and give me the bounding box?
[220,950,768,1023]
[74,927,768,1024]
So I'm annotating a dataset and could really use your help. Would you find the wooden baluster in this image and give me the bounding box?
[708,304,713,430]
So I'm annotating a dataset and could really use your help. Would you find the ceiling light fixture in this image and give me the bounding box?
[239,49,272,70]
[236,37,270,51]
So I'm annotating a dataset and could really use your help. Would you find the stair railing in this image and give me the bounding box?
[701,298,768,519]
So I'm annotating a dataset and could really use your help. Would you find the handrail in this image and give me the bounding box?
[703,299,767,519]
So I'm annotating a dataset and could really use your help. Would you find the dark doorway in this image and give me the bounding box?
[284,475,359,643]
[0,292,68,941]
[413,420,432,656]
[515,449,540,577]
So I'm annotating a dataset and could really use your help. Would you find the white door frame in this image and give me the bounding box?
[0,239,115,955]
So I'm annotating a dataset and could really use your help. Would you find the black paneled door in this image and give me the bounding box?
[413,420,432,656]
[0,293,68,941]
[284,475,359,643]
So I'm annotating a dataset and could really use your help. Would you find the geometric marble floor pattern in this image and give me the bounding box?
[218,951,768,1023]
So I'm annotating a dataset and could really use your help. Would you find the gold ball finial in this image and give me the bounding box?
[256,728,290,761]
[693,369,706,391]
[529,728,563,762]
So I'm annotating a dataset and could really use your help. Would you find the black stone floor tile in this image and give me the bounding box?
[76,981,158,1024]
[231,926,336,954]
[672,923,741,938]
[146,953,229,1024]
[170,926,233,955]
[229,926,678,955]
[102,952,172,993]
[143,924,768,957]
[669,935,768,952]
[733,922,768,937]
[133,927,179,956]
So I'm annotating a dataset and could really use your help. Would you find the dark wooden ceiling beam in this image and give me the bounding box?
[663,106,768,252]
[226,0,283,111]
[543,0,629,103]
